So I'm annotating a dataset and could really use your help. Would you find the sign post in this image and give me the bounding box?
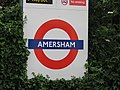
[23,0,88,80]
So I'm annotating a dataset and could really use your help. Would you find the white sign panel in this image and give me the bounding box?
[23,0,88,80]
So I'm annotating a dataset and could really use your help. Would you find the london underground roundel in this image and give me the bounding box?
[28,19,84,69]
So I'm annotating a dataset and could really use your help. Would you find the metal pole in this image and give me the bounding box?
[19,0,23,8]
[19,0,23,11]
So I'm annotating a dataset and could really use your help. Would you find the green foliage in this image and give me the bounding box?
[0,0,120,90]
[88,0,120,89]
[0,0,20,6]
[0,2,29,90]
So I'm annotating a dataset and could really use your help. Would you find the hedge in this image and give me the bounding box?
[0,0,120,90]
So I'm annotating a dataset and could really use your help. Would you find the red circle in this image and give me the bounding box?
[61,0,68,5]
[34,19,78,69]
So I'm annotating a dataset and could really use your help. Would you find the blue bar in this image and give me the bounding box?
[28,39,84,50]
